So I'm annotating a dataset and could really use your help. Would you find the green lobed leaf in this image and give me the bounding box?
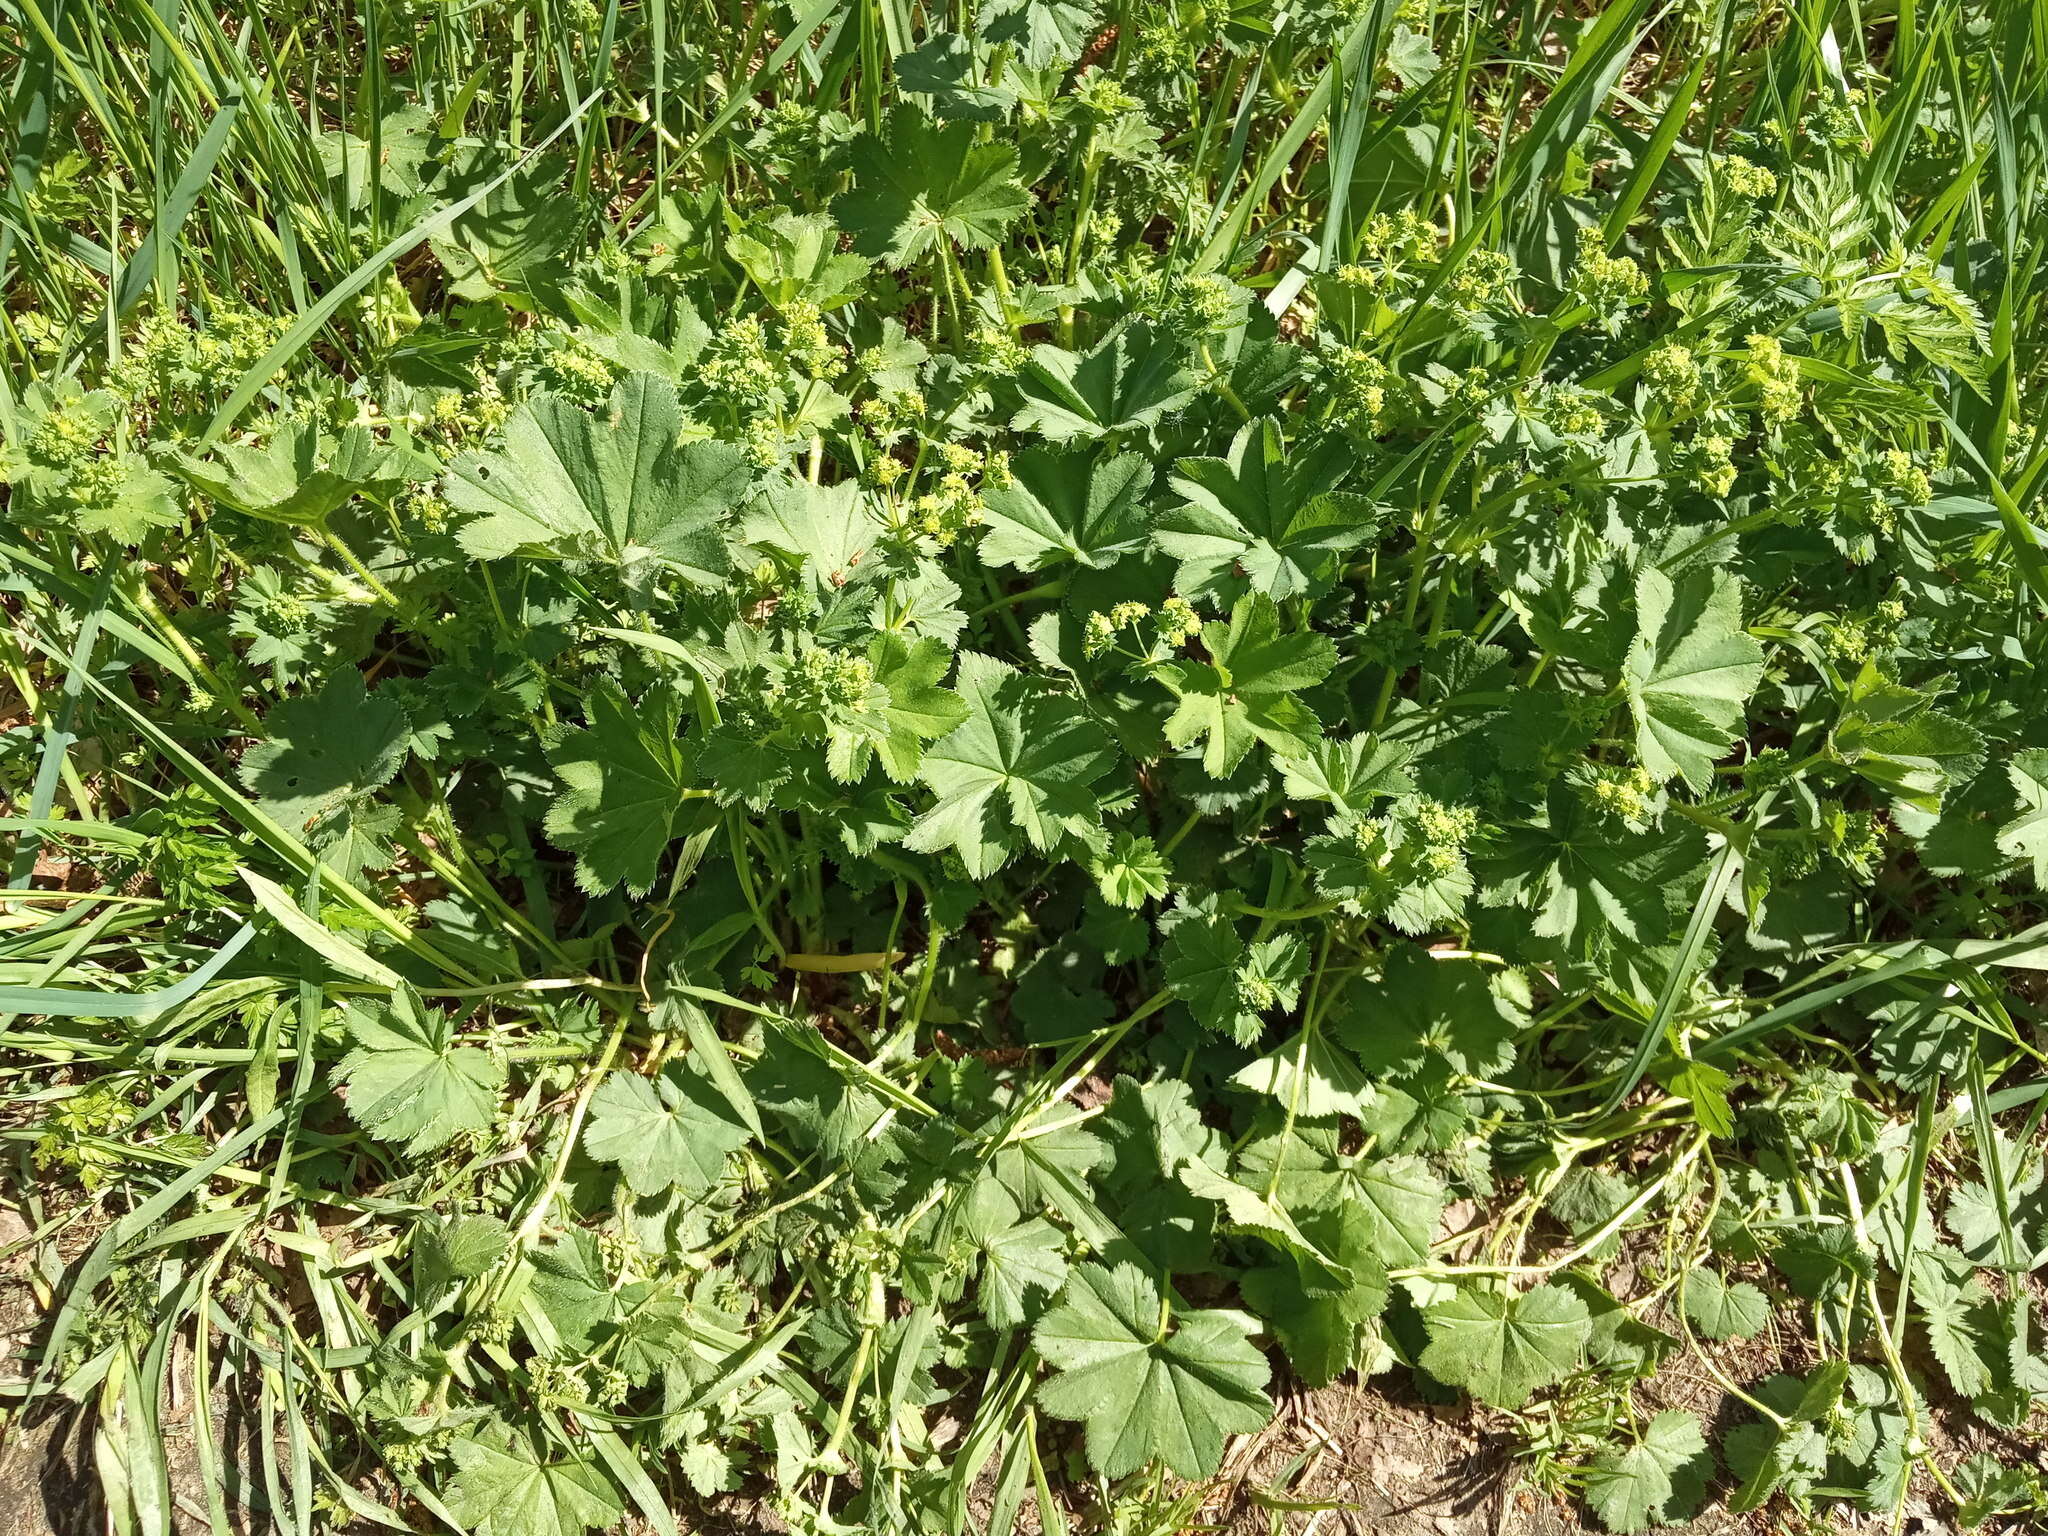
[445,1434,624,1536]
[1623,564,1765,791]
[333,985,506,1154]
[904,652,1116,877]
[1582,1411,1711,1533]
[544,683,694,896]
[448,372,750,579]
[1420,1283,1592,1408]
[583,1064,753,1198]
[832,105,1029,265]
[1033,1261,1272,1480]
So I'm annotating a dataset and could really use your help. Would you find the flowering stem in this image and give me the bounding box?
[315,525,406,614]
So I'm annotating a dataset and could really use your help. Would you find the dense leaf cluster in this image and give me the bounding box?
[5,2,2048,1534]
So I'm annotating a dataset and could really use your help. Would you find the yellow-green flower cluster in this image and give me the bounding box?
[972,325,1031,376]
[1235,970,1279,1011]
[743,416,790,470]
[1719,155,1778,200]
[1358,209,1438,263]
[1084,596,1202,658]
[778,646,876,715]
[1442,248,1518,313]
[1321,345,1392,431]
[857,386,927,444]
[404,372,512,458]
[1570,227,1649,311]
[1745,333,1803,422]
[1157,595,1201,645]
[702,317,782,399]
[902,442,1006,546]
[1643,342,1702,408]
[779,299,843,381]
[532,339,619,404]
[1544,387,1606,438]
[906,482,982,546]
[29,395,104,466]
[1878,447,1932,506]
[1410,797,1476,879]
[1151,272,1238,335]
[1332,262,1382,295]
[1824,616,1873,663]
[111,307,289,425]
[1084,600,1151,657]
[1689,434,1737,497]
[1589,766,1658,827]
[1071,72,1141,121]
[402,487,451,531]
